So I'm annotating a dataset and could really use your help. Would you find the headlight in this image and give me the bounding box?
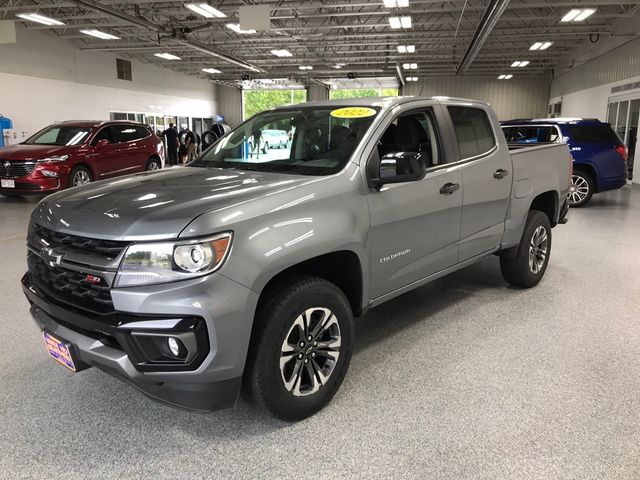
[37,155,70,163]
[114,232,232,287]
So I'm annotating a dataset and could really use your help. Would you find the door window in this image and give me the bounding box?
[448,106,496,159]
[376,109,440,168]
[112,125,145,143]
[567,125,619,143]
[91,127,114,146]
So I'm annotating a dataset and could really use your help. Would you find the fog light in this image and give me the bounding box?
[167,337,180,356]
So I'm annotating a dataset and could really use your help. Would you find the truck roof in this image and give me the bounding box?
[276,95,490,110]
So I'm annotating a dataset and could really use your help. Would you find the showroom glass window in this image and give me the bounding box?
[502,126,560,144]
[192,106,380,176]
[23,126,92,146]
[447,106,496,159]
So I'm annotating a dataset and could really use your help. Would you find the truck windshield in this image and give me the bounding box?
[23,126,93,146]
[191,106,380,175]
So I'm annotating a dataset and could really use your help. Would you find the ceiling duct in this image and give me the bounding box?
[456,0,511,75]
[73,0,262,73]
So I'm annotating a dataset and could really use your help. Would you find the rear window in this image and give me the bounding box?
[448,106,496,159]
[502,126,560,144]
[567,124,618,143]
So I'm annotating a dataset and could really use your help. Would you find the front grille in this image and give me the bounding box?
[28,252,115,314]
[27,224,130,314]
[32,223,127,259]
[0,161,36,178]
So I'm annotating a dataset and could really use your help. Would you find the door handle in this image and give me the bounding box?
[493,168,509,179]
[439,182,460,195]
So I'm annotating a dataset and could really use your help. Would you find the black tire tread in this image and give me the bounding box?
[500,209,551,288]
[242,274,353,421]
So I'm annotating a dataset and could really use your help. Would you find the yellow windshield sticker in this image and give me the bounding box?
[330,107,377,119]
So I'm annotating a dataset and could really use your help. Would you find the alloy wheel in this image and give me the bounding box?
[568,174,590,206]
[148,160,160,171]
[280,307,341,397]
[72,170,91,186]
[528,225,548,274]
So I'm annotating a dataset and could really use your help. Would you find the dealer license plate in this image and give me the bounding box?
[1,179,15,188]
[43,331,76,372]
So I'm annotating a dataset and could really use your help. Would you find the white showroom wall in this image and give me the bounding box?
[549,39,640,120]
[549,75,640,120]
[0,24,217,139]
[403,77,550,121]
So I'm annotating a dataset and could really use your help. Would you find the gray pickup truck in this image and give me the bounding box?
[22,97,570,420]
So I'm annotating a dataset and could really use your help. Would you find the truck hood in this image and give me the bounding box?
[0,144,73,161]
[33,167,310,240]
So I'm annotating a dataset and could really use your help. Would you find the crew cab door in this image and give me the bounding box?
[445,105,511,261]
[366,104,463,299]
[88,126,121,179]
[110,124,148,174]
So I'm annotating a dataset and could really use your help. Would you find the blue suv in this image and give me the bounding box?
[501,118,628,206]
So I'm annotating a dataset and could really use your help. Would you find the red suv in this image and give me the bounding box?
[0,120,164,196]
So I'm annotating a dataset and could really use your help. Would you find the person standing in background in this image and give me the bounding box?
[161,123,179,166]
[184,127,197,162]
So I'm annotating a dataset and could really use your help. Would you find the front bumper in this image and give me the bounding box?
[22,271,259,411]
[1,171,62,194]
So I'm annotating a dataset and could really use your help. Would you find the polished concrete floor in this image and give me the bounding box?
[1,185,639,480]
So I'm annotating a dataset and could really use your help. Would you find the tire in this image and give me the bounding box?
[146,157,161,171]
[568,169,594,207]
[242,275,354,421]
[262,142,269,154]
[500,210,552,288]
[68,165,92,188]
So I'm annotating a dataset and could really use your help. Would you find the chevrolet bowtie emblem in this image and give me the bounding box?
[43,247,63,267]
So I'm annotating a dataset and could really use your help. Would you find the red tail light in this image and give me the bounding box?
[615,144,628,161]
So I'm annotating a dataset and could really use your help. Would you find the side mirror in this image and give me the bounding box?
[368,152,425,189]
[94,139,109,150]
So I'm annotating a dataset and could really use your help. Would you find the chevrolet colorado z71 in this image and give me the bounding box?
[22,97,570,420]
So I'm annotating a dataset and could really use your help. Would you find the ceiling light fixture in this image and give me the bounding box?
[298,65,313,70]
[270,49,292,57]
[185,3,226,18]
[389,16,412,29]
[530,41,553,51]
[406,76,418,82]
[505,74,513,79]
[397,45,416,53]
[80,29,120,40]
[226,23,256,34]
[511,61,529,68]
[560,8,595,22]
[402,63,418,70]
[383,0,409,7]
[202,68,221,73]
[498,75,506,79]
[154,52,181,60]
[16,13,64,26]
[333,64,346,69]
